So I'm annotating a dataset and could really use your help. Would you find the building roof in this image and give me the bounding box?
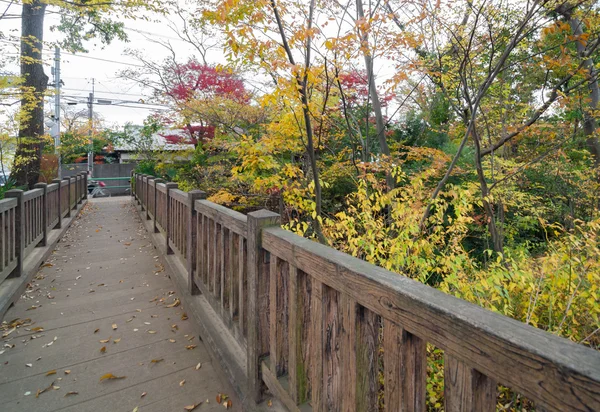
[113,127,195,152]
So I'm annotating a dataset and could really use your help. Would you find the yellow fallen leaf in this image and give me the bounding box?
[195,363,202,370]
[112,324,118,330]
[46,370,56,376]
[267,399,272,407]
[169,339,176,343]
[150,359,163,363]
[64,391,78,397]
[64,370,71,375]
[99,338,110,343]
[166,298,180,308]
[99,373,126,381]
[31,326,44,332]
[42,263,53,268]
[185,345,197,350]
[100,346,106,353]
[147,330,157,334]
[132,407,138,412]
[184,403,201,411]
[179,379,185,387]
[114,338,121,343]
[181,313,188,320]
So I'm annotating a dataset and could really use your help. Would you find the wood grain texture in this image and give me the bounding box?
[323,286,341,411]
[444,354,496,412]
[195,199,247,236]
[310,278,324,410]
[262,227,600,411]
[356,306,379,412]
[340,294,357,412]
[246,210,280,403]
[269,256,288,376]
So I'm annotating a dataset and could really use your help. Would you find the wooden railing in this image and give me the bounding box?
[0,173,87,285]
[133,173,600,412]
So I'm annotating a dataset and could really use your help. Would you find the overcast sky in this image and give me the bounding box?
[1,1,221,129]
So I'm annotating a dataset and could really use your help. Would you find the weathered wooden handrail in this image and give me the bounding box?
[0,172,87,285]
[132,173,600,411]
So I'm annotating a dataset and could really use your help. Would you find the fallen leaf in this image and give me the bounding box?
[216,394,222,403]
[24,391,31,396]
[169,339,176,343]
[36,380,55,398]
[267,399,273,407]
[181,313,188,320]
[64,391,78,397]
[179,379,185,387]
[113,338,121,343]
[225,400,232,409]
[147,330,156,334]
[195,363,202,370]
[94,328,99,334]
[150,359,163,363]
[42,263,53,268]
[124,242,132,246]
[100,346,106,353]
[99,338,110,343]
[46,370,56,376]
[185,345,197,350]
[2,327,16,337]
[144,322,151,325]
[99,373,126,381]
[26,363,33,368]
[141,392,147,398]
[31,326,44,332]
[132,407,138,412]
[184,403,201,411]
[64,370,71,375]
[166,298,180,308]
[112,324,118,330]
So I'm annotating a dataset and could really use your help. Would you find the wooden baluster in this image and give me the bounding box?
[165,182,177,254]
[356,306,379,412]
[269,255,288,376]
[444,354,496,412]
[229,231,239,321]
[215,221,221,300]
[34,183,48,246]
[341,294,357,412]
[222,227,230,311]
[239,235,246,337]
[383,319,427,412]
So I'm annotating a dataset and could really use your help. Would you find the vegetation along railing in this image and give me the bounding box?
[134,172,600,412]
[0,173,87,286]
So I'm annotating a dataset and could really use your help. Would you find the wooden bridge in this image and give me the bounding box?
[0,172,598,411]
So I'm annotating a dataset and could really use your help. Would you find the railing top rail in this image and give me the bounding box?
[156,183,167,193]
[170,189,188,204]
[89,177,131,181]
[261,225,600,410]
[195,199,247,237]
[47,183,59,192]
[0,197,17,213]
[60,180,68,187]
[22,188,44,202]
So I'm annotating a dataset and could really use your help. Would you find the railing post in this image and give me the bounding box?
[70,177,77,210]
[165,182,178,254]
[247,209,280,403]
[186,190,207,295]
[153,178,164,233]
[130,170,135,197]
[34,183,48,246]
[5,189,24,277]
[63,177,71,217]
[145,176,153,220]
[52,179,62,229]
[79,172,86,203]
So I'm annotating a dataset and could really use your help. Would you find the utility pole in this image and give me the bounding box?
[87,78,94,173]
[53,46,61,178]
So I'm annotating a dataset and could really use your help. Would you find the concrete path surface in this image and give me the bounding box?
[0,197,239,411]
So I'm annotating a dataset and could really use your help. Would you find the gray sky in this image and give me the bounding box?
[0,1,222,128]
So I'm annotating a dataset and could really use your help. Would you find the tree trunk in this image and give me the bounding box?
[13,0,48,188]
[356,0,394,190]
